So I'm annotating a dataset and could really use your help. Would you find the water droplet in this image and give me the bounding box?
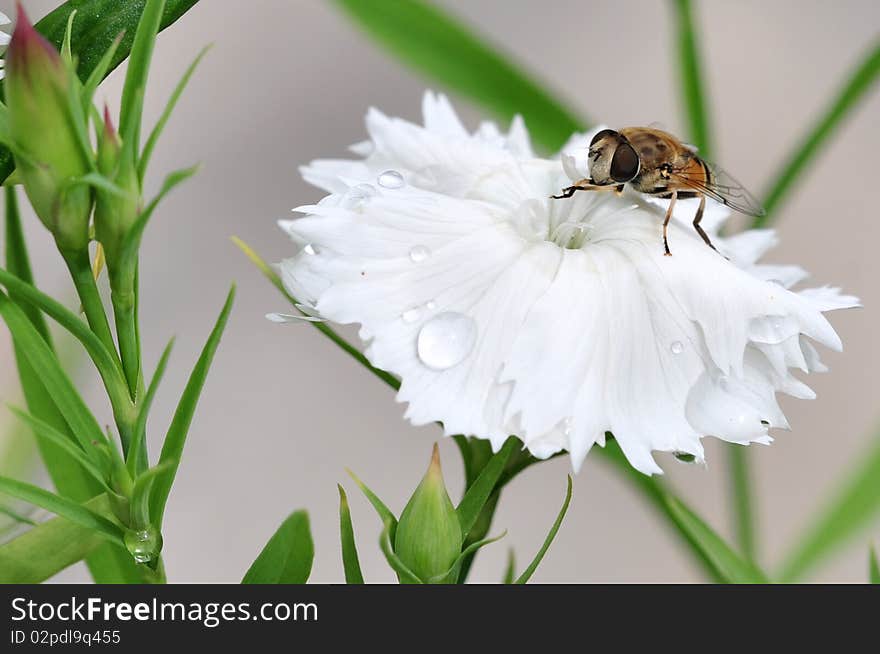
[266,312,324,324]
[303,243,317,256]
[670,341,684,355]
[673,451,696,464]
[341,183,377,210]
[409,245,431,263]
[377,169,405,189]
[425,300,437,310]
[402,307,422,323]
[124,528,162,564]
[417,312,477,370]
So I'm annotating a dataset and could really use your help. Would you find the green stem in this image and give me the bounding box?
[112,292,141,400]
[672,0,713,157]
[61,248,117,358]
[729,446,756,561]
[756,38,880,225]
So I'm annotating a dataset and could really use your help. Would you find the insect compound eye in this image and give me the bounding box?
[609,142,640,182]
[589,128,618,147]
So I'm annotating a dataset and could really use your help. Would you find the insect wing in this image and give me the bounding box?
[670,161,766,217]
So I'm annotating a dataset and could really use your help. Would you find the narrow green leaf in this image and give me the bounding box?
[870,547,879,584]
[82,33,125,113]
[453,435,493,488]
[130,461,175,530]
[242,511,313,584]
[7,407,110,491]
[338,484,365,584]
[0,292,105,459]
[378,519,422,584]
[0,495,116,583]
[120,165,199,265]
[756,38,880,225]
[0,477,124,546]
[728,446,757,562]
[672,0,713,157]
[0,268,129,411]
[119,0,166,153]
[0,0,202,186]
[456,437,518,539]
[502,548,516,584]
[778,429,880,582]
[662,494,769,583]
[332,0,585,152]
[151,287,235,524]
[3,188,50,344]
[515,475,572,584]
[128,339,174,476]
[346,468,398,539]
[138,45,211,182]
[0,504,37,527]
[233,237,402,392]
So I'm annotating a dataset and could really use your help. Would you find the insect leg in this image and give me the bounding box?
[663,191,677,256]
[691,194,720,252]
[551,179,619,199]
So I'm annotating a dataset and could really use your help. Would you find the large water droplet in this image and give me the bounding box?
[409,245,431,263]
[670,341,684,355]
[377,169,405,189]
[342,183,377,210]
[417,312,477,370]
[402,307,422,323]
[124,528,162,564]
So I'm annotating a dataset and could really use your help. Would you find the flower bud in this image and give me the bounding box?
[94,107,141,284]
[4,5,92,252]
[393,444,462,583]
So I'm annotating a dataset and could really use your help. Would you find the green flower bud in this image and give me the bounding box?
[4,5,93,252]
[394,444,462,583]
[94,106,141,287]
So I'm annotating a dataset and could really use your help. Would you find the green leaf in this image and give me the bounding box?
[346,468,398,539]
[777,429,880,582]
[671,0,713,157]
[0,268,130,413]
[0,504,37,527]
[138,45,211,182]
[150,286,235,525]
[82,33,125,114]
[242,511,314,584]
[662,494,769,583]
[0,0,203,186]
[120,0,165,154]
[120,165,199,265]
[0,477,124,546]
[431,530,505,584]
[456,436,518,539]
[515,475,572,584]
[0,495,116,583]
[338,484,364,584]
[331,0,585,152]
[756,38,880,226]
[128,339,174,476]
[130,461,174,530]
[233,237,402,392]
[870,547,879,584]
[502,548,516,584]
[452,435,493,488]
[728,446,757,562]
[0,291,105,459]
[378,519,421,584]
[6,407,110,491]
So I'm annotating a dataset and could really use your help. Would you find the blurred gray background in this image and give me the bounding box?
[0,0,878,582]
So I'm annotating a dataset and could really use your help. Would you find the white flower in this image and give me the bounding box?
[277,91,858,475]
[0,11,11,80]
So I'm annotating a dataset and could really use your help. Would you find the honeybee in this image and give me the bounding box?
[552,127,765,255]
